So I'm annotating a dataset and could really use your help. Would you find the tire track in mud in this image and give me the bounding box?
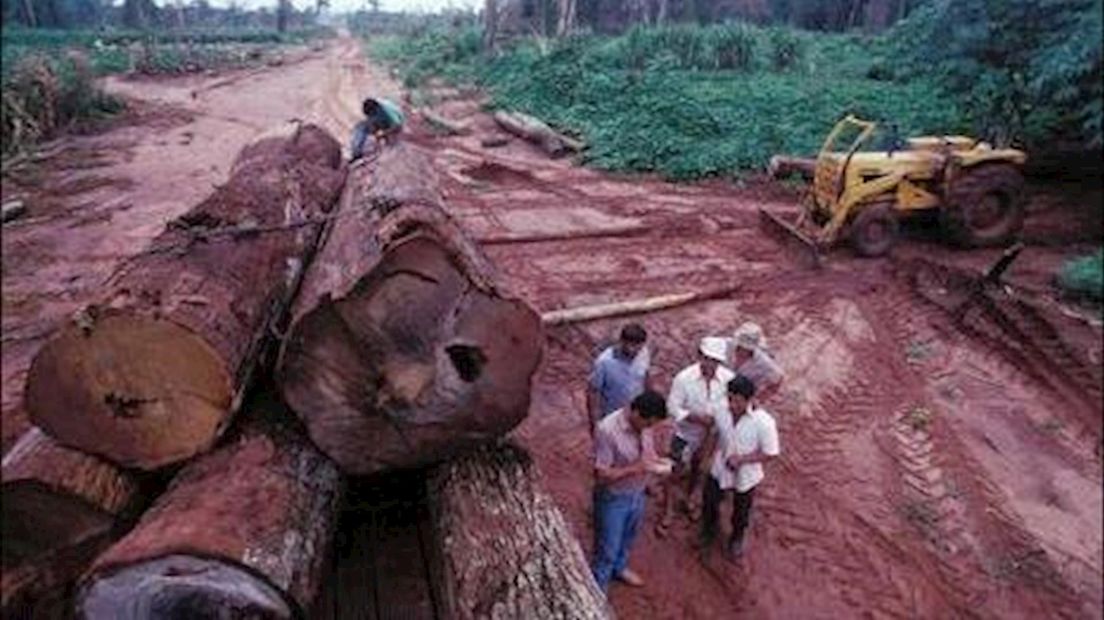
[898,257,1101,425]
[869,282,1092,619]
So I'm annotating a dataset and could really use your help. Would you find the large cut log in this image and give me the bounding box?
[2,535,112,619]
[24,123,346,470]
[2,427,141,567]
[77,402,343,619]
[2,427,144,617]
[493,110,583,157]
[426,441,611,619]
[277,143,543,475]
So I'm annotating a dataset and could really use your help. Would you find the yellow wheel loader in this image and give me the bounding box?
[760,115,1028,266]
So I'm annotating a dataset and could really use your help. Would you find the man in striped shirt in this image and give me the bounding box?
[592,390,670,592]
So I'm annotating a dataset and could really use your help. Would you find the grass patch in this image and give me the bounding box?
[1056,250,1104,302]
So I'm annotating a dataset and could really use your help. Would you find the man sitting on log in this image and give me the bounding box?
[349,97,405,161]
[586,323,651,434]
[592,390,671,592]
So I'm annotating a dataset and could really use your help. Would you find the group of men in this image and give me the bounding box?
[587,322,783,593]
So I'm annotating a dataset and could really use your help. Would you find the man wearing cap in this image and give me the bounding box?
[699,375,780,562]
[592,390,671,592]
[658,337,735,535]
[729,322,784,402]
[587,323,652,434]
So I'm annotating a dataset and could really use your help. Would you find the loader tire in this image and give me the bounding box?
[942,163,1025,247]
[850,202,899,257]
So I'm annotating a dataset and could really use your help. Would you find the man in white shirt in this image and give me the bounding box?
[698,374,780,561]
[657,337,735,535]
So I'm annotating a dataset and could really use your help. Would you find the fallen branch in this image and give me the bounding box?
[541,285,740,326]
[478,224,651,246]
[492,111,583,158]
[768,155,817,179]
[420,109,471,136]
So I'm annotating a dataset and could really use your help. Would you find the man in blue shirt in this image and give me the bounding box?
[587,323,651,434]
[349,97,405,162]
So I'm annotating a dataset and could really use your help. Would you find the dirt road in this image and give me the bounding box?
[2,34,1101,619]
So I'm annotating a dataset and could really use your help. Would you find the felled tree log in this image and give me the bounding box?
[420,108,471,136]
[77,407,343,619]
[493,111,583,157]
[2,427,144,617]
[426,441,611,620]
[2,427,140,567]
[768,155,817,179]
[277,143,543,475]
[24,123,346,470]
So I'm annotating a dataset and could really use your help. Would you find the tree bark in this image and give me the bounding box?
[2,534,112,619]
[555,0,575,37]
[24,123,345,471]
[1,428,139,618]
[277,143,543,476]
[492,111,583,158]
[2,427,141,568]
[425,441,611,619]
[77,405,343,620]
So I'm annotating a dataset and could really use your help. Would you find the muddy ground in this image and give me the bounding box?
[2,34,1101,619]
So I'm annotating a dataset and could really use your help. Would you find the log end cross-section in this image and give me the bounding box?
[278,144,543,476]
[24,123,345,471]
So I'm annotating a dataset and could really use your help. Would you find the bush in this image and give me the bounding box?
[2,52,123,158]
[767,27,805,71]
[884,0,1103,150]
[1057,250,1104,301]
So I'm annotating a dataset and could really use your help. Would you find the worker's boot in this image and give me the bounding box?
[725,535,745,563]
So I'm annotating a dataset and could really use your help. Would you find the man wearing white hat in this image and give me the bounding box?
[657,337,735,535]
[728,322,784,403]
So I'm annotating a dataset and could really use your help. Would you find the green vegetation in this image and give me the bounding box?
[372,24,964,179]
[1057,250,1104,302]
[371,0,1100,181]
[885,0,1103,150]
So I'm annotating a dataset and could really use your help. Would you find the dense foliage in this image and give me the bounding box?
[373,24,964,179]
[884,0,1103,149]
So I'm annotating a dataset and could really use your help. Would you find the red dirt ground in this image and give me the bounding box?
[2,35,1101,619]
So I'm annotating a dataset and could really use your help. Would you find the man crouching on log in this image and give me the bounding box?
[591,390,672,592]
[349,96,405,161]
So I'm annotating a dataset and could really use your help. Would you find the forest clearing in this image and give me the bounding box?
[1,1,1101,618]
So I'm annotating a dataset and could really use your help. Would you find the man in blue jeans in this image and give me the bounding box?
[592,390,670,592]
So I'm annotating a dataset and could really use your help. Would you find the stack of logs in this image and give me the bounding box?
[2,124,609,619]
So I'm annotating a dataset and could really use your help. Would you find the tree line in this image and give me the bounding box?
[1,0,329,32]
